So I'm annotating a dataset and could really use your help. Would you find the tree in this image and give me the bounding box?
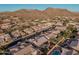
[63,19,69,26]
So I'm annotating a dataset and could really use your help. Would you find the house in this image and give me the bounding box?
[9,47,19,53]
[33,36,48,46]
[52,30,60,35]
[61,48,73,55]
[75,24,79,31]
[0,33,12,45]
[13,44,36,55]
[55,26,66,31]
[31,25,42,32]
[0,23,11,30]
[61,48,78,55]
[0,34,5,43]
[69,39,79,51]
[55,22,63,26]
[11,30,21,38]
[23,28,34,35]
[19,31,26,37]
[45,30,58,39]
[4,34,12,42]
[2,19,11,23]
[77,32,79,36]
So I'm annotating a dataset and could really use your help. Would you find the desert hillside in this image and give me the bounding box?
[0,8,79,20]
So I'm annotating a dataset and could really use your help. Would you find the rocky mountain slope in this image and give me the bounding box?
[0,8,79,20]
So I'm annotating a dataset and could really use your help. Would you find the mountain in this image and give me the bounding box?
[0,8,79,20]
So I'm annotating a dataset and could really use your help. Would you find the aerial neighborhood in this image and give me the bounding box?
[0,8,79,55]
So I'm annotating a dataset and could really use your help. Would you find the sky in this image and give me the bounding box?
[0,4,79,12]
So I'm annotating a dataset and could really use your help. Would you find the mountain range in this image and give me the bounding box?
[0,8,79,20]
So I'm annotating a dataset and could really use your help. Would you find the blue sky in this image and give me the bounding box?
[0,4,79,12]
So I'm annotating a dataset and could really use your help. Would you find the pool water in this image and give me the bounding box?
[51,50,61,55]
